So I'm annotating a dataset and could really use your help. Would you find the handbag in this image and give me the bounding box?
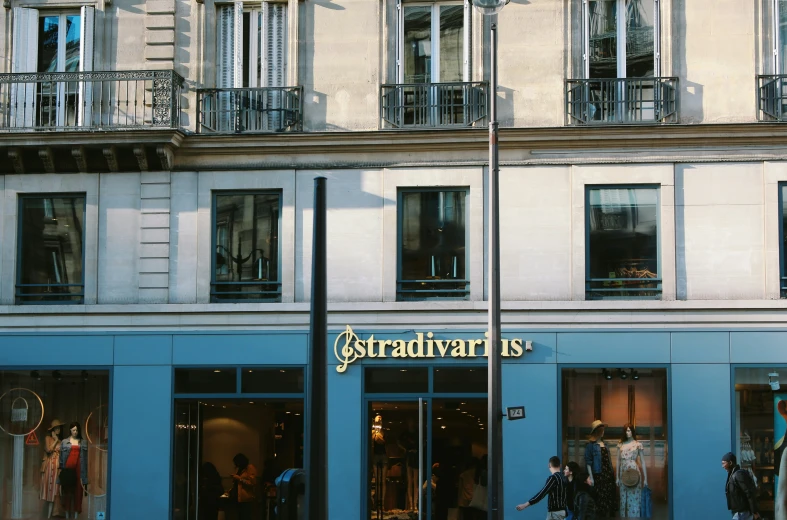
[11,397,28,423]
[620,468,640,487]
[60,468,77,487]
[641,485,652,519]
[468,484,487,511]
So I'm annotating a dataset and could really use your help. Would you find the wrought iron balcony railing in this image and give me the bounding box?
[757,75,787,121]
[197,86,303,133]
[381,82,488,129]
[565,77,679,125]
[0,70,183,131]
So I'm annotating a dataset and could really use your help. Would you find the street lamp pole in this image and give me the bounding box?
[486,19,503,520]
[471,0,507,518]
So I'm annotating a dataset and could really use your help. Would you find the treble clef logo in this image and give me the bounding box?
[334,325,361,373]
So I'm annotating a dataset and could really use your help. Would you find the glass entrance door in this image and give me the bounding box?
[366,397,488,520]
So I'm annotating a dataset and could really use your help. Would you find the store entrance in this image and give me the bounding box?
[172,399,304,520]
[365,368,488,520]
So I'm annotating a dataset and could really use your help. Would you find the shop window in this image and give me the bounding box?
[586,186,660,299]
[0,370,110,519]
[242,368,304,393]
[174,368,238,394]
[780,184,787,298]
[433,367,486,393]
[734,367,787,517]
[397,189,468,301]
[211,191,282,302]
[562,368,669,519]
[16,195,86,304]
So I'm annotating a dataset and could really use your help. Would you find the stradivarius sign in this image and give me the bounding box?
[334,325,526,373]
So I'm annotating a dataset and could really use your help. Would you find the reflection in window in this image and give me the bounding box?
[402,3,464,84]
[589,0,654,79]
[398,189,468,300]
[586,186,660,299]
[17,195,85,304]
[562,367,669,520]
[734,367,787,517]
[37,14,82,127]
[212,192,281,302]
[780,184,787,298]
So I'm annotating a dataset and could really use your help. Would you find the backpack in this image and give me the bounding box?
[731,467,759,510]
[574,490,597,520]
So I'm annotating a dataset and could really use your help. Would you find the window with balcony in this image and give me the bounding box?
[212,192,282,302]
[397,189,468,300]
[16,195,86,304]
[759,0,787,121]
[586,186,660,300]
[199,1,302,133]
[779,183,787,297]
[381,1,487,128]
[566,0,677,124]
[4,7,182,131]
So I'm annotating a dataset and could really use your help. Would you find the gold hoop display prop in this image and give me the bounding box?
[85,404,109,452]
[0,388,44,437]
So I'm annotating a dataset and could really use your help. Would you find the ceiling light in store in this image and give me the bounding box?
[248,370,253,373]
[249,402,255,405]
[30,370,41,380]
[52,370,62,381]
[618,369,628,380]
[603,369,612,381]
[631,370,639,380]
[400,369,407,372]
[286,412,291,414]
[441,426,446,430]
[214,370,221,373]
[280,370,286,373]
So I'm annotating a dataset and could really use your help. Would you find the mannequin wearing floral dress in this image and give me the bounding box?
[41,420,65,518]
[616,423,648,518]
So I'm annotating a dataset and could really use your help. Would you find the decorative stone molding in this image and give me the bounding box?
[72,147,88,173]
[8,148,24,174]
[134,147,149,171]
[103,146,119,172]
[157,145,174,170]
[38,148,55,173]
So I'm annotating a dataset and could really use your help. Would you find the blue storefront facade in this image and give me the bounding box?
[1,327,784,520]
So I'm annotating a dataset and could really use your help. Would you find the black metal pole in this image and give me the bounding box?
[307,176,327,520]
[487,21,504,520]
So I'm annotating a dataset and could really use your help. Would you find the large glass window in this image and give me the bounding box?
[401,3,465,84]
[212,191,281,302]
[172,366,304,520]
[734,367,787,518]
[562,367,669,520]
[586,186,660,300]
[587,0,656,79]
[0,370,110,520]
[398,189,468,301]
[17,195,86,304]
[780,184,787,298]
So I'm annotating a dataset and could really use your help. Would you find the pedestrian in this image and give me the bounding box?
[722,452,760,520]
[516,456,568,519]
[573,472,597,520]
[563,461,581,520]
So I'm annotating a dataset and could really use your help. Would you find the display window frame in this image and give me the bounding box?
[778,182,787,299]
[558,363,673,520]
[360,363,487,520]
[0,365,114,519]
[169,364,306,520]
[730,363,787,517]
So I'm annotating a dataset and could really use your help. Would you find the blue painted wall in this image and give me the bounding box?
[327,362,363,520]
[109,365,172,520]
[671,364,731,520]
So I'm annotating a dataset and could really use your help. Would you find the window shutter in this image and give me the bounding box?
[11,7,38,128]
[396,0,403,83]
[463,0,471,81]
[233,1,244,88]
[582,0,589,79]
[264,2,287,88]
[653,0,660,77]
[217,4,237,88]
[79,6,95,126]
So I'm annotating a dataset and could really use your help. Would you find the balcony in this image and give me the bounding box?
[0,70,183,131]
[565,77,679,125]
[197,86,303,133]
[380,82,488,129]
[758,75,787,121]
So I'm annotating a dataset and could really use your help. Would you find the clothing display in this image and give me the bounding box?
[61,444,84,514]
[618,441,644,518]
[40,435,61,502]
[594,446,617,517]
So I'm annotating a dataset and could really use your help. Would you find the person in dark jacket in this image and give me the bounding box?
[573,472,597,520]
[564,461,582,520]
[722,452,760,520]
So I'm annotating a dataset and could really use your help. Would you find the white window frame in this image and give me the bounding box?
[396,0,471,84]
[774,0,784,74]
[216,0,288,89]
[582,0,660,79]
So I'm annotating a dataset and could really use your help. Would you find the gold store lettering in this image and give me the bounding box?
[334,325,525,373]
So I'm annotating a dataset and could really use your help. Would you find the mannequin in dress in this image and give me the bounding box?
[585,420,617,518]
[775,400,787,520]
[41,419,65,518]
[371,415,388,510]
[616,423,648,518]
[398,418,419,512]
[59,422,89,519]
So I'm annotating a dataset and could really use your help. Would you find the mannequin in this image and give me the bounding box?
[584,420,617,518]
[775,399,787,520]
[616,423,647,518]
[398,418,419,512]
[59,422,89,519]
[41,419,65,518]
[371,415,388,511]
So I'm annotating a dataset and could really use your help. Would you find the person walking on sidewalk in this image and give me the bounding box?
[722,452,760,520]
[516,456,568,519]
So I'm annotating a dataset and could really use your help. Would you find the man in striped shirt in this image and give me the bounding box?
[516,456,568,519]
